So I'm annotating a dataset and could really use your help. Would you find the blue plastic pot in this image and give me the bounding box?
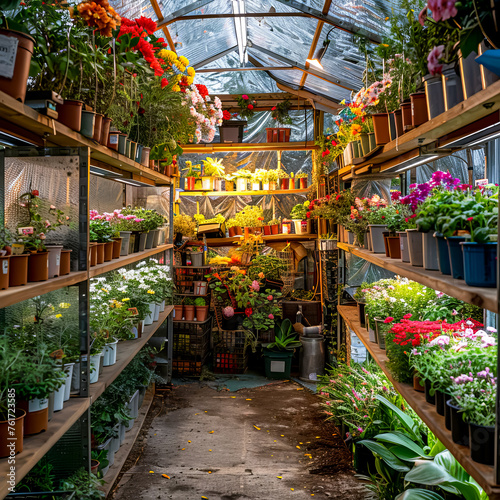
[446,236,466,279]
[434,232,451,275]
[461,242,497,288]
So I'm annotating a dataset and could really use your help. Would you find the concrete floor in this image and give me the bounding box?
[112,381,366,500]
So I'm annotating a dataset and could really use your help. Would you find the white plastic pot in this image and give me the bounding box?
[154,303,160,322]
[262,182,270,190]
[103,338,118,367]
[90,353,102,384]
[293,219,310,234]
[160,299,165,312]
[144,302,155,325]
[53,382,65,412]
[236,178,247,191]
[63,363,74,401]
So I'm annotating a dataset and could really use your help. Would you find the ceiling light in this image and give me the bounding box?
[306,26,336,71]
[393,154,440,172]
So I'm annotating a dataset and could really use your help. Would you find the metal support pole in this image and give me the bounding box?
[495,179,500,484]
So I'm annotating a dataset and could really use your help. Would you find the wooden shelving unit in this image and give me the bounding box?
[337,305,500,499]
[179,188,309,197]
[187,233,318,248]
[0,91,172,186]
[338,243,497,313]
[0,270,87,309]
[339,78,500,178]
[89,306,174,402]
[179,141,319,153]
[89,244,174,278]
[0,306,173,496]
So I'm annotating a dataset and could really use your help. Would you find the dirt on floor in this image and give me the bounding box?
[109,380,367,500]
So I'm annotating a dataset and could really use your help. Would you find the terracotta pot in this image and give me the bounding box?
[89,243,98,267]
[234,226,243,236]
[228,226,238,237]
[372,113,391,145]
[195,305,209,322]
[413,374,425,392]
[56,100,83,132]
[410,92,428,127]
[263,225,272,236]
[60,249,72,276]
[28,251,49,282]
[100,117,112,146]
[186,177,196,190]
[174,305,183,320]
[280,178,289,190]
[383,233,390,257]
[0,29,35,103]
[0,255,9,290]
[271,224,280,235]
[299,178,308,189]
[401,101,412,130]
[9,254,28,286]
[184,305,195,321]
[386,235,401,259]
[93,113,103,142]
[166,164,173,177]
[112,238,122,259]
[91,460,100,475]
[18,400,48,435]
[393,109,404,137]
[96,242,105,264]
[0,408,25,458]
[103,241,113,262]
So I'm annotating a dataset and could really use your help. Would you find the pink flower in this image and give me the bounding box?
[251,280,260,291]
[427,45,445,76]
[428,0,457,22]
[384,317,394,324]
[268,314,274,320]
[45,220,51,227]
[241,94,249,100]
[418,5,428,26]
[223,306,234,318]
[50,205,56,210]
[267,295,273,301]
[403,314,412,320]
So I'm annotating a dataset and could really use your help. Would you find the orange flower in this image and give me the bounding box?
[351,124,362,136]
[239,270,246,275]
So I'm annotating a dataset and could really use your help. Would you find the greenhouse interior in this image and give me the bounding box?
[1,0,500,499]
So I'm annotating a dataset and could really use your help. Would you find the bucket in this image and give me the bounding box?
[299,336,325,382]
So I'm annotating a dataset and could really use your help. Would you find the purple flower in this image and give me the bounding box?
[477,367,491,379]
[428,0,458,22]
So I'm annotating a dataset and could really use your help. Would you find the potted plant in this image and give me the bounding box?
[227,218,243,237]
[190,246,204,267]
[219,110,247,143]
[278,170,290,190]
[268,218,281,235]
[296,172,308,189]
[267,169,280,191]
[267,99,293,142]
[365,199,389,253]
[262,319,300,379]
[233,169,252,192]
[202,157,225,191]
[353,283,369,328]
[0,228,13,290]
[194,297,209,322]
[183,297,195,321]
[89,218,114,265]
[290,202,310,234]
[182,161,201,191]
[173,295,183,321]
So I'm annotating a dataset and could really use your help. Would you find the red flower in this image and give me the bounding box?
[138,107,145,115]
[136,16,157,35]
[322,150,330,157]
[161,78,169,89]
[31,190,39,197]
[223,110,231,120]
[306,211,311,218]
[196,84,209,98]
[247,104,254,110]
[331,140,337,146]
[403,314,412,319]
[242,94,249,100]
[467,216,473,221]
[381,215,385,219]
[384,317,394,323]
[245,307,253,317]
[271,106,276,111]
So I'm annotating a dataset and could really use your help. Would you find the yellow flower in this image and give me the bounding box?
[304,200,310,208]
[174,60,186,72]
[122,298,130,302]
[158,49,177,63]
[147,290,155,294]
[55,314,62,319]
[175,74,182,82]
[178,55,189,66]
[172,84,181,92]
[186,76,194,85]
[187,66,195,77]
[59,302,71,309]
[101,288,108,293]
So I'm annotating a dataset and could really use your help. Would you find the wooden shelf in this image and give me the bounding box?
[90,305,174,402]
[179,141,319,153]
[187,233,318,248]
[172,316,211,324]
[173,265,211,269]
[89,244,173,278]
[338,243,497,313]
[100,386,155,496]
[0,397,90,499]
[337,305,500,499]
[339,78,500,178]
[0,271,87,309]
[0,90,171,186]
[179,188,309,197]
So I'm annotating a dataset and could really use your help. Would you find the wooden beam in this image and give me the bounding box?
[160,12,310,25]
[150,0,177,53]
[300,0,332,87]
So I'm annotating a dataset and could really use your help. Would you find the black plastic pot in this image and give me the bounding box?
[444,397,452,431]
[435,389,446,416]
[446,236,466,279]
[424,379,435,405]
[447,400,469,446]
[356,301,366,328]
[434,233,451,275]
[469,422,494,465]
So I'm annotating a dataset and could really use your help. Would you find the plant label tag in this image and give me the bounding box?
[56,255,60,266]
[50,349,64,359]
[109,134,118,145]
[18,226,34,235]
[128,307,139,316]
[0,34,19,80]
[475,178,488,186]
[2,260,7,274]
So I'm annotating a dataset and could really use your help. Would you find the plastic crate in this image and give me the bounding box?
[174,317,212,335]
[172,352,209,376]
[212,330,247,354]
[173,328,211,356]
[213,351,248,374]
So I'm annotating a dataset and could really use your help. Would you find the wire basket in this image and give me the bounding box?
[276,248,295,296]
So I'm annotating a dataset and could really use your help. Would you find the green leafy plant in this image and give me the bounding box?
[60,468,105,500]
[194,297,206,306]
[271,99,293,125]
[265,319,300,351]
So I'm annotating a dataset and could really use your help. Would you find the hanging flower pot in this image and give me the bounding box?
[423,74,445,119]
[461,241,497,287]
[372,113,391,145]
[0,29,35,103]
[410,92,428,127]
[28,251,49,282]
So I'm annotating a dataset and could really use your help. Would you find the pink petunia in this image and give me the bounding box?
[427,45,445,75]
[428,0,457,22]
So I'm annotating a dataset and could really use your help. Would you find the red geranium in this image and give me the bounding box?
[245,307,253,317]
[161,78,169,89]
[196,84,209,98]
[31,190,39,197]
[247,104,254,110]
[136,16,157,34]
[222,110,232,121]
